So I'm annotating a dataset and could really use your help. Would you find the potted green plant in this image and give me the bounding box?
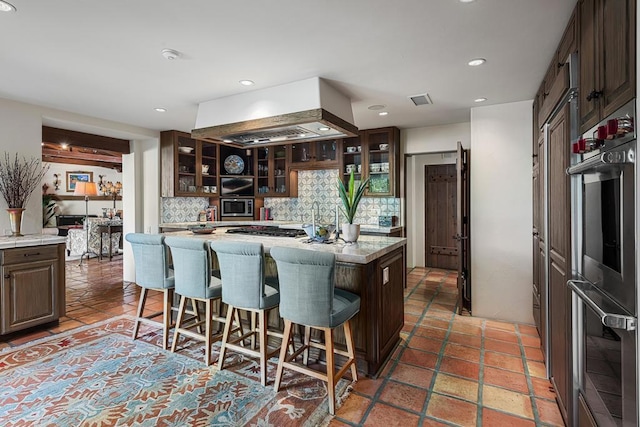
[0,153,49,236]
[337,171,370,243]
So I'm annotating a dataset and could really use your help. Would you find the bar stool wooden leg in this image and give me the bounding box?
[171,296,187,352]
[162,289,173,350]
[205,299,213,365]
[324,328,336,415]
[218,305,236,370]
[344,320,358,381]
[234,309,245,347]
[258,310,269,386]
[274,319,293,392]
[133,288,148,340]
[303,325,311,365]
[250,312,257,349]
[191,298,202,334]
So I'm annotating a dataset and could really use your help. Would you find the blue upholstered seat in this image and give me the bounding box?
[125,233,175,350]
[270,246,360,415]
[165,236,226,365]
[211,241,281,386]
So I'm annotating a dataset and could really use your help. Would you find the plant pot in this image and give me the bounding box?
[341,223,360,243]
[7,208,25,237]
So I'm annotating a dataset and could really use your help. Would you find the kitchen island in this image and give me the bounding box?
[164,227,406,377]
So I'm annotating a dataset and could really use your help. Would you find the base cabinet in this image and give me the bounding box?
[0,244,65,335]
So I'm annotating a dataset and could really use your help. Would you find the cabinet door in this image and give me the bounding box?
[200,141,219,196]
[557,9,577,64]
[256,145,289,196]
[364,127,399,196]
[290,140,340,167]
[1,260,57,334]
[579,0,600,132]
[600,0,636,118]
[547,105,571,422]
[342,137,364,187]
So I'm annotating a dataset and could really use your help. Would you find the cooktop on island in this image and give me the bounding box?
[225,225,306,238]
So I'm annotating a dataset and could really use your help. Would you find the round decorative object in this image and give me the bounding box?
[224,155,244,174]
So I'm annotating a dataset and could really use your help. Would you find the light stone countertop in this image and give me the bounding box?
[0,234,67,249]
[162,227,406,264]
[159,220,402,235]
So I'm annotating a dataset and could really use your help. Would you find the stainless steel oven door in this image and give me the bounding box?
[570,280,637,427]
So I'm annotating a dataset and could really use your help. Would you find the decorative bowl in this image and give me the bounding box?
[190,225,215,234]
[178,146,194,154]
[302,224,335,242]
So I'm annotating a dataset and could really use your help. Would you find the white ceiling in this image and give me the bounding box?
[0,0,576,135]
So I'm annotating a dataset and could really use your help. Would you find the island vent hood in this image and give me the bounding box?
[192,77,358,147]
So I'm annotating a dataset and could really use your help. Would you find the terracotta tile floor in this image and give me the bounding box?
[0,260,564,426]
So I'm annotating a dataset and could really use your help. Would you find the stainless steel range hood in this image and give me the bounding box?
[191,77,358,147]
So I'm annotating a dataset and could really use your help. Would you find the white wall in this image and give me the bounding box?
[405,153,457,267]
[470,100,533,324]
[43,162,123,217]
[402,122,470,267]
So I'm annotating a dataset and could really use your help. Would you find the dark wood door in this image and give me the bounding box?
[579,0,599,132]
[456,142,471,314]
[424,164,457,270]
[548,105,572,423]
[600,0,636,118]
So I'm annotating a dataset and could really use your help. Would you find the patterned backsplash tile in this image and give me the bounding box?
[161,169,401,225]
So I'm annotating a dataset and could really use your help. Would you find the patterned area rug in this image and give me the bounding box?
[0,316,351,426]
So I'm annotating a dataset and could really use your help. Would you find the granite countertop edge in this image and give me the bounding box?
[0,234,67,249]
[159,221,402,234]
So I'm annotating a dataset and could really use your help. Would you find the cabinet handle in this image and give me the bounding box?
[586,90,603,102]
[557,62,565,69]
[23,252,41,257]
[533,231,539,237]
[4,274,9,279]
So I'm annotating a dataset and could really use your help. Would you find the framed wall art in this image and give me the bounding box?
[66,171,93,192]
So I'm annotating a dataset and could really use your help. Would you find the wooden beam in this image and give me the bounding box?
[42,156,122,171]
[42,126,131,154]
[42,148,122,164]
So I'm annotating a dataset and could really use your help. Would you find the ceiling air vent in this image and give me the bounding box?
[409,93,433,106]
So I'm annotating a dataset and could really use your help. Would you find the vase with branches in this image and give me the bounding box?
[0,153,49,236]
[337,171,370,242]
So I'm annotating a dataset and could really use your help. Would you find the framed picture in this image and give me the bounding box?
[66,171,93,192]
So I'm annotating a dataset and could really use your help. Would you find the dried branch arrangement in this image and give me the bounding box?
[0,153,49,209]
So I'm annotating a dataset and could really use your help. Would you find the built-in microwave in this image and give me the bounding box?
[220,198,254,218]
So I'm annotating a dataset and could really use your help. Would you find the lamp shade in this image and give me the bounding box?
[74,181,98,197]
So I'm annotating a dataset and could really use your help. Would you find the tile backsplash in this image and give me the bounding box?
[161,169,401,225]
[265,170,400,225]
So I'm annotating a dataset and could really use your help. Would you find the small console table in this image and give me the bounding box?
[97,221,123,260]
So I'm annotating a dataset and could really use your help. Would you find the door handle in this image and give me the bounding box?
[453,234,468,241]
[568,280,636,331]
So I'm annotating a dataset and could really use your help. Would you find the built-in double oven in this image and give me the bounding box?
[567,99,637,426]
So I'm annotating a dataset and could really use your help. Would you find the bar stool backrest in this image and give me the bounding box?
[125,233,173,289]
[211,241,266,309]
[270,247,335,328]
[165,237,213,299]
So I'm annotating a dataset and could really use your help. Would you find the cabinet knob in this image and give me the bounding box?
[586,90,603,102]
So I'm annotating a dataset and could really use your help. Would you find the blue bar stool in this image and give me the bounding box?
[270,247,360,415]
[165,236,229,365]
[125,233,175,350]
[211,241,281,386]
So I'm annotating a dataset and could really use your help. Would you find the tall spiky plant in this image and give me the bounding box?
[0,153,49,209]
[337,171,370,224]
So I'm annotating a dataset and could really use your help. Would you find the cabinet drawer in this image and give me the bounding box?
[1,245,59,265]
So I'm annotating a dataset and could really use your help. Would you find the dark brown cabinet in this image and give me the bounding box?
[290,139,341,168]
[1,244,65,335]
[579,0,636,132]
[341,127,400,197]
[547,105,572,423]
[161,130,220,197]
[255,145,290,197]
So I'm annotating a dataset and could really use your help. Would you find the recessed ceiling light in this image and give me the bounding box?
[0,1,17,12]
[378,112,389,116]
[154,107,167,112]
[468,58,486,66]
[459,0,476,3]
[161,48,181,60]
[318,126,330,131]
[223,139,232,143]
[368,104,386,110]
[474,97,487,103]
[61,143,68,149]
[239,80,255,86]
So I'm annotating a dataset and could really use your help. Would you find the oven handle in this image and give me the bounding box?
[566,149,634,175]
[568,280,637,331]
